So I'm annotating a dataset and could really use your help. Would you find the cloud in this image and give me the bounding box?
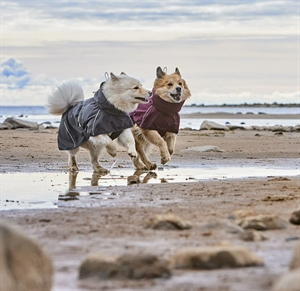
[0,58,106,105]
[1,58,31,89]
[2,0,298,46]
[1,58,298,106]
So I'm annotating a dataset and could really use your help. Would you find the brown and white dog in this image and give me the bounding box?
[130,67,191,170]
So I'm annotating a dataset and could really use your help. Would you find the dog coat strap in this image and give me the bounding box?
[108,130,123,140]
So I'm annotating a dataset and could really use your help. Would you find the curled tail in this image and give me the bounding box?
[45,82,85,115]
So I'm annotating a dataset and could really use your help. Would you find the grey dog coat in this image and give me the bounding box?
[57,83,133,150]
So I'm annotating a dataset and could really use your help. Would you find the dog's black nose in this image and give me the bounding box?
[176,87,181,93]
[148,91,152,96]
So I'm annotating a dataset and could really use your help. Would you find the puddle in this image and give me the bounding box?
[1,166,299,210]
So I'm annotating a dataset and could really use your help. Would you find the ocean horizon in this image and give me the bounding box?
[0,105,299,129]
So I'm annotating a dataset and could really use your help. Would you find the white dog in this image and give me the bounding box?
[46,73,151,173]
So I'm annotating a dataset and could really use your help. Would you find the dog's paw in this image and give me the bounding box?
[128,150,137,158]
[69,165,79,172]
[161,154,171,165]
[148,163,157,170]
[93,166,109,175]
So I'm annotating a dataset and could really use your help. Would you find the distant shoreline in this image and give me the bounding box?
[0,103,299,108]
[180,112,299,119]
[184,103,300,108]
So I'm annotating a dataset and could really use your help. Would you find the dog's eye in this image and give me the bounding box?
[178,82,182,86]
[133,86,139,90]
[167,83,173,86]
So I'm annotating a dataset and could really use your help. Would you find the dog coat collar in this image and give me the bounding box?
[93,82,126,116]
[151,91,184,114]
[130,90,185,137]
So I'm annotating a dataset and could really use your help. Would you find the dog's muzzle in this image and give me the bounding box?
[170,87,182,101]
[135,97,149,103]
[135,91,151,103]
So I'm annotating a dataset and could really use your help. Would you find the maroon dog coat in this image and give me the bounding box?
[130,90,185,137]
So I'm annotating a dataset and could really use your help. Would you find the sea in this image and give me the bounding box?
[0,105,299,129]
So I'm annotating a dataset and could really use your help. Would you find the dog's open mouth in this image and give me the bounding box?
[170,93,181,101]
[135,97,149,102]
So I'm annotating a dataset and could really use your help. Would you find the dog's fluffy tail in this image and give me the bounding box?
[45,82,85,115]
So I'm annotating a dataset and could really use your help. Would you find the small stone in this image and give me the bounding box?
[235,214,288,230]
[182,145,223,152]
[200,120,229,131]
[227,125,245,130]
[0,221,53,291]
[290,209,300,225]
[79,253,171,280]
[228,210,257,220]
[272,268,300,291]
[79,254,119,280]
[146,213,192,230]
[170,243,264,270]
[240,230,268,241]
[200,221,244,234]
[117,254,171,279]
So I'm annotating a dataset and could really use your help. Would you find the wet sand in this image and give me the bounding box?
[0,113,300,291]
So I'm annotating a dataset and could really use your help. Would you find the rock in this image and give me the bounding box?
[228,210,257,220]
[199,220,244,234]
[182,145,223,152]
[79,254,119,280]
[0,121,14,130]
[239,230,268,241]
[235,214,288,230]
[200,120,229,131]
[251,125,264,131]
[79,253,171,280]
[170,242,264,270]
[0,221,53,291]
[272,268,300,291]
[4,117,39,130]
[35,129,52,133]
[227,124,245,130]
[262,194,298,202]
[272,242,300,291]
[270,125,286,132]
[268,177,291,181]
[290,242,300,270]
[0,123,9,130]
[290,209,300,225]
[181,127,193,130]
[146,213,192,230]
[291,124,300,132]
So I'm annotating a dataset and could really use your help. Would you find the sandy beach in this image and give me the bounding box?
[1,113,299,291]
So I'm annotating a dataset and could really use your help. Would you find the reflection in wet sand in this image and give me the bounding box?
[127,170,158,184]
[1,165,299,210]
[59,171,109,201]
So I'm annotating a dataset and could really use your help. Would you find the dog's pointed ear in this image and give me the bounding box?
[156,67,166,79]
[175,67,181,76]
[110,73,119,81]
[120,72,127,75]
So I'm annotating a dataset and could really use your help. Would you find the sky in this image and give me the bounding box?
[1,0,299,106]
